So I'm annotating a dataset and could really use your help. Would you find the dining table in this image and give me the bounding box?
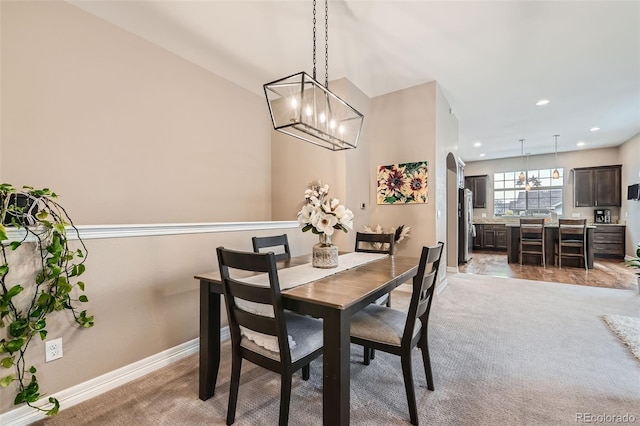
[194,253,420,425]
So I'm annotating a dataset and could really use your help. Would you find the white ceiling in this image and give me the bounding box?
[70,0,640,162]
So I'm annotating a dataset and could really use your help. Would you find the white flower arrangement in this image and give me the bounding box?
[297,180,354,236]
[363,224,411,248]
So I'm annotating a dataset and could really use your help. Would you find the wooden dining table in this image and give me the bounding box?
[194,253,420,425]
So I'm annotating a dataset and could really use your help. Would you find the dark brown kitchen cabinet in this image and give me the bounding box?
[573,165,621,207]
[479,224,507,250]
[473,224,483,249]
[465,175,488,209]
[593,225,625,258]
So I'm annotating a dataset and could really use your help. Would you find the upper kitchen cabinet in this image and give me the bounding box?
[573,165,622,207]
[465,175,488,209]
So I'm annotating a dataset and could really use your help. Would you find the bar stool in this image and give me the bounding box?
[556,219,587,271]
[519,218,545,267]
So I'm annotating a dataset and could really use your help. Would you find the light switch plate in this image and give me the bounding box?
[482,213,487,218]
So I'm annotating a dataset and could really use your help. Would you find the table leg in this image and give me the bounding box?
[323,308,350,425]
[199,282,221,401]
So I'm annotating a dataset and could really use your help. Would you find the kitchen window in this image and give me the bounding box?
[493,168,564,217]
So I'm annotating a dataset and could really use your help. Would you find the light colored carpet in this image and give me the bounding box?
[35,274,640,425]
[602,314,640,362]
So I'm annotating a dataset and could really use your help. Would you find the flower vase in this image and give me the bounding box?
[312,233,339,269]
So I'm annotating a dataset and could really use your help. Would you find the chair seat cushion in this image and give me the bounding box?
[241,312,323,362]
[350,304,421,347]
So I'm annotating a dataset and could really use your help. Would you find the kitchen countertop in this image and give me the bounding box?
[474,220,625,227]
[504,223,597,228]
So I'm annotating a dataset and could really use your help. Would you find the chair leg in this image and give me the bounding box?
[227,354,242,425]
[401,351,419,426]
[371,348,376,360]
[519,242,522,265]
[558,245,562,269]
[386,294,392,307]
[363,346,371,365]
[419,334,434,391]
[279,374,292,426]
[302,364,310,381]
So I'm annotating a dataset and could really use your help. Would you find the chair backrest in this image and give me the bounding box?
[252,234,291,261]
[519,218,544,238]
[558,218,586,242]
[403,241,444,346]
[354,232,395,255]
[216,247,292,363]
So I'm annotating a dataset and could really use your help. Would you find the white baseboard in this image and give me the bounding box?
[0,327,231,426]
[436,276,449,295]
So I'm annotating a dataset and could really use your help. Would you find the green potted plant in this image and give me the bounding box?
[625,242,640,293]
[0,184,93,416]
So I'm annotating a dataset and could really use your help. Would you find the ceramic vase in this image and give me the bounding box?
[312,233,339,269]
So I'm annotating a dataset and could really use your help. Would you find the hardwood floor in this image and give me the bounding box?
[458,250,638,290]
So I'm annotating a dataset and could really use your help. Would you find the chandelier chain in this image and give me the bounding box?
[312,0,317,80]
[324,0,329,87]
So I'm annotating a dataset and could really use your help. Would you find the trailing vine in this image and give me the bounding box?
[0,184,92,416]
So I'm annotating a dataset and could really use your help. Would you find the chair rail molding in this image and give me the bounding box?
[4,221,300,242]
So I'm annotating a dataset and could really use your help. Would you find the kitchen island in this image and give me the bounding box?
[506,223,595,269]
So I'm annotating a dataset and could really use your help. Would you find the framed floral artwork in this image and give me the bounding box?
[377,161,428,205]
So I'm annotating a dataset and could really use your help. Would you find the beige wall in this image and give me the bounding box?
[368,82,438,257]
[0,1,277,414]
[619,133,640,255]
[435,85,459,265]
[0,227,315,414]
[464,146,622,221]
[465,141,639,256]
[1,1,271,225]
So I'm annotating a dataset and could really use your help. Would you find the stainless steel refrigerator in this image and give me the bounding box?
[458,188,473,264]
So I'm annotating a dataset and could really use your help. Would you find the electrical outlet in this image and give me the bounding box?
[45,338,63,362]
[572,213,581,218]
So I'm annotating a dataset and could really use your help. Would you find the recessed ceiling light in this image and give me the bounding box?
[577,141,585,147]
[536,99,550,106]
[590,127,600,132]
[479,153,486,157]
[474,141,482,147]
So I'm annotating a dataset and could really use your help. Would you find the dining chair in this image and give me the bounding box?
[216,247,323,426]
[252,234,291,261]
[555,218,587,270]
[354,231,395,255]
[350,241,444,426]
[353,232,396,362]
[355,232,395,308]
[519,218,545,267]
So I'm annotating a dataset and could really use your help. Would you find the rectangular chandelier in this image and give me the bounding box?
[264,72,364,151]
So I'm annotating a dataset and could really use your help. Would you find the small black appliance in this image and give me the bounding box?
[594,209,611,224]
